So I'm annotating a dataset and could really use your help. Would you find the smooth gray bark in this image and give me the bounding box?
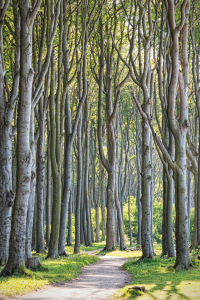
[84,95,92,246]
[1,0,42,275]
[0,0,19,265]
[25,108,36,259]
[67,192,72,246]
[36,105,45,253]
[136,107,142,245]
[74,115,83,254]
[46,110,51,248]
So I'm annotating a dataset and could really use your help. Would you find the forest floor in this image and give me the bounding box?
[6,253,131,300]
[108,245,200,300]
[0,243,104,299]
[1,243,200,300]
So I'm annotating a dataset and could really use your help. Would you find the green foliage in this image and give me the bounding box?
[122,197,195,245]
[123,197,138,244]
[123,197,174,244]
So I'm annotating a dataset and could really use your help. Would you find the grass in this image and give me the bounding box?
[108,246,200,300]
[1,242,200,299]
[98,243,162,258]
[80,241,105,252]
[0,245,100,298]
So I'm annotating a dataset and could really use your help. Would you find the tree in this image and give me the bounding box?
[1,0,42,275]
[0,0,19,265]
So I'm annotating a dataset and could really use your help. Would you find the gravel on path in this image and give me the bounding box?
[11,255,132,300]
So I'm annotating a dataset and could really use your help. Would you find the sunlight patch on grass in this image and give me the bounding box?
[100,248,162,259]
[0,277,47,298]
[105,250,143,258]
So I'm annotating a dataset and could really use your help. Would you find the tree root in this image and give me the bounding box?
[58,251,69,257]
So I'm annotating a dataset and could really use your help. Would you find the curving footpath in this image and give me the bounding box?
[11,253,132,300]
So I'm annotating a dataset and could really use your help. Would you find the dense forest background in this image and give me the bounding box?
[0,0,200,276]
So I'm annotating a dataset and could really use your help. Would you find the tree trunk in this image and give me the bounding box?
[136,108,142,245]
[25,108,36,259]
[36,105,45,253]
[67,192,72,246]
[197,116,200,246]
[128,165,132,246]
[0,1,19,266]
[141,88,154,259]
[46,110,51,248]
[187,160,191,243]
[84,96,91,246]
[32,193,37,251]
[74,116,82,253]
[162,169,168,255]
[1,0,41,275]
[166,130,175,257]
[106,171,116,250]
[191,172,198,249]
[167,0,191,268]
[174,146,191,268]
[58,141,72,255]
[100,163,106,238]
[93,129,100,242]
[166,177,176,257]
[47,50,62,258]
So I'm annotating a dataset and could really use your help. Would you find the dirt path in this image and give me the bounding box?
[11,254,132,300]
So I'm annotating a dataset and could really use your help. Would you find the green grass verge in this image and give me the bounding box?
[98,243,161,258]
[108,249,200,300]
[0,246,99,298]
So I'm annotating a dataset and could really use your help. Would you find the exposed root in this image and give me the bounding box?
[0,267,12,277]
[58,251,69,257]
